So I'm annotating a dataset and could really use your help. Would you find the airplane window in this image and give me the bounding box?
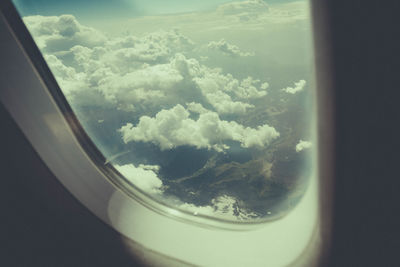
[12,0,315,223]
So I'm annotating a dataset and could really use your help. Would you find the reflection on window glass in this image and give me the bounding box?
[14,0,314,222]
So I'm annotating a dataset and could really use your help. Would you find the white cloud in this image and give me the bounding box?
[23,15,106,52]
[283,79,306,94]
[179,195,258,220]
[194,69,267,101]
[105,30,195,72]
[119,104,279,152]
[187,102,209,114]
[205,91,254,115]
[44,54,77,80]
[43,54,86,96]
[114,164,163,194]
[296,140,312,152]
[97,62,182,104]
[94,52,267,116]
[215,0,309,26]
[216,0,269,18]
[207,39,254,57]
[67,45,107,73]
[235,77,268,99]
[192,64,268,115]
[24,14,269,117]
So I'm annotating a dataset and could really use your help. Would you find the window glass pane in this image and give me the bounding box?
[14,0,315,222]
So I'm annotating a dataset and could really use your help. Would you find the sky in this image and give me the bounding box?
[13,0,302,19]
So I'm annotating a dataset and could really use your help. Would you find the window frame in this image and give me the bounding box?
[0,1,329,265]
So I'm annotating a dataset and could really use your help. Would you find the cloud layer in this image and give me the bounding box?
[25,13,270,117]
[217,0,269,21]
[119,104,279,152]
[22,0,311,220]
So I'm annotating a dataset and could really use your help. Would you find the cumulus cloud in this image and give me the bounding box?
[207,39,254,57]
[106,30,195,73]
[237,77,268,99]
[191,64,268,115]
[95,52,267,116]
[194,70,267,101]
[43,54,86,95]
[24,14,270,116]
[296,140,312,152]
[114,164,163,194]
[179,195,258,220]
[283,79,306,94]
[97,62,182,103]
[23,15,106,52]
[205,91,254,115]
[187,102,209,114]
[119,104,279,152]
